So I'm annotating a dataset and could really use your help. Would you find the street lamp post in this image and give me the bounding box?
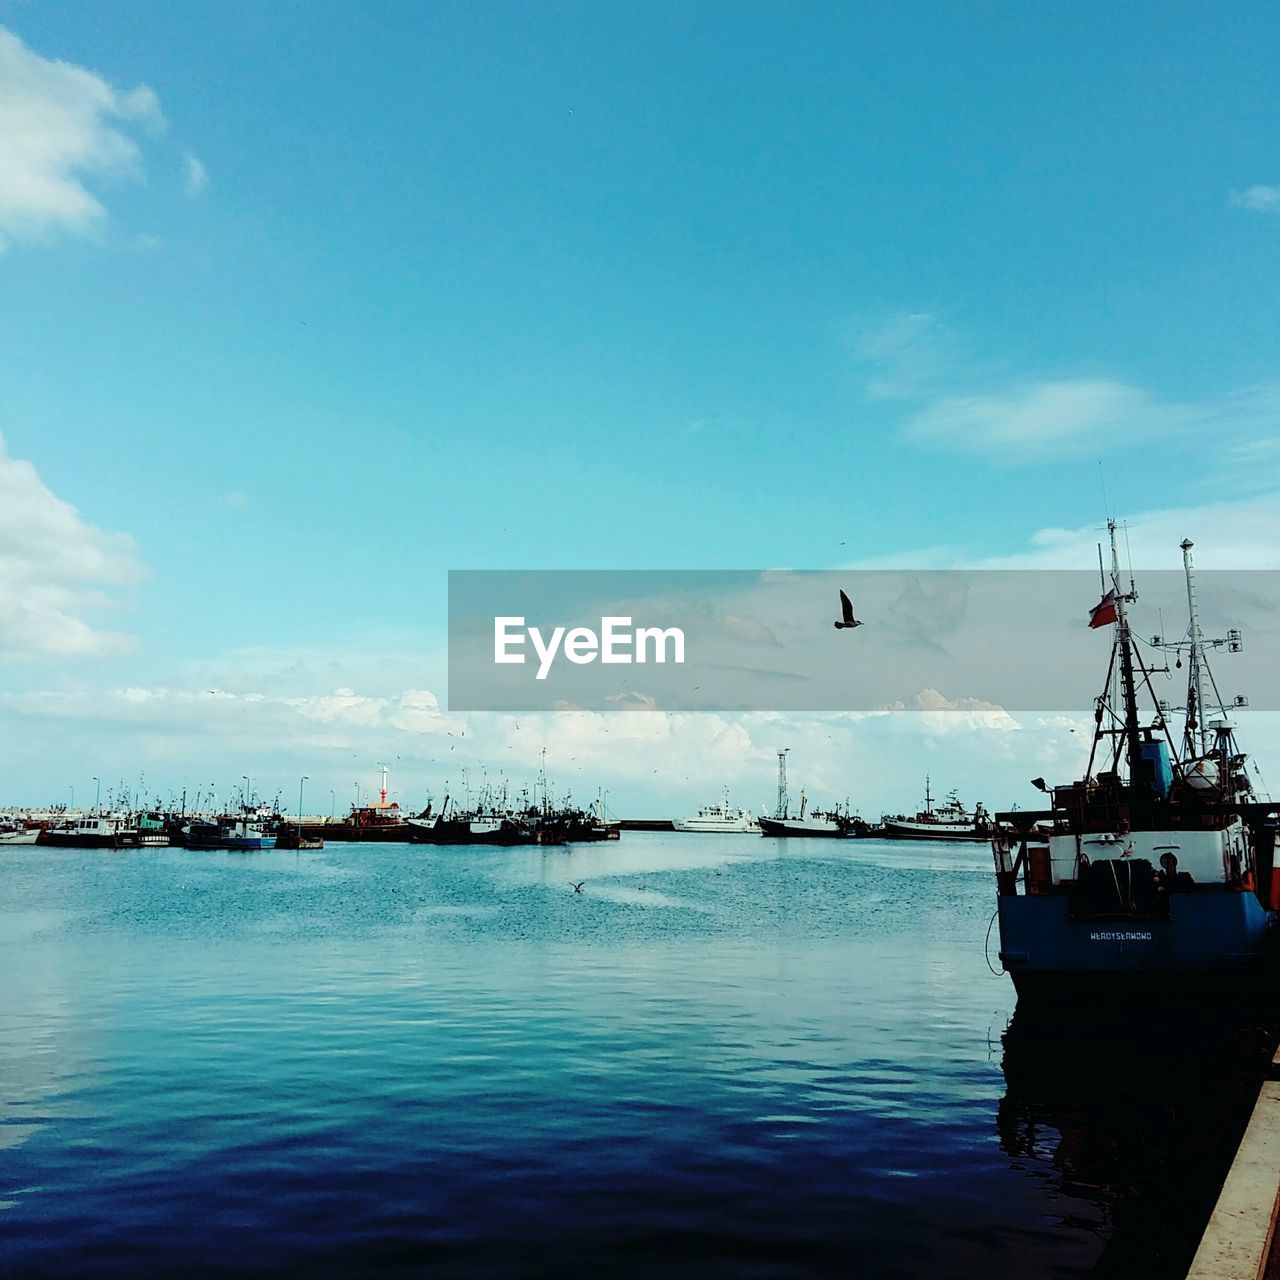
[297,776,308,843]
[68,785,74,811]
[243,776,251,809]
[92,776,100,812]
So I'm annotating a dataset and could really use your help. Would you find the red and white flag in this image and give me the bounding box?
[1088,589,1118,629]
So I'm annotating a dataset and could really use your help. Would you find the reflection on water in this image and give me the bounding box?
[999,1001,1277,1279]
[0,835,1268,1276]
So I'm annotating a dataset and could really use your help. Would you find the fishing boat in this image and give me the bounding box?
[135,811,172,846]
[882,779,992,841]
[541,793,622,843]
[183,807,277,851]
[756,751,869,837]
[40,813,142,849]
[758,790,853,837]
[306,769,410,841]
[0,818,39,845]
[673,789,759,832]
[991,526,1278,1002]
[407,796,540,845]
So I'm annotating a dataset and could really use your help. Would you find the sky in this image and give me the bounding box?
[1,1,1278,816]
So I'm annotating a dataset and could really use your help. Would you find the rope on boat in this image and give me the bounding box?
[983,908,1002,976]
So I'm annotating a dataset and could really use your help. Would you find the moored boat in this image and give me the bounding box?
[0,818,39,845]
[673,789,758,833]
[757,751,869,837]
[407,797,540,845]
[991,526,1278,1003]
[183,806,277,851]
[306,803,409,842]
[758,789,869,837]
[882,779,992,841]
[40,812,142,849]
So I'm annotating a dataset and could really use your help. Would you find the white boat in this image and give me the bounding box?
[673,790,759,833]
[0,820,39,845]
[41,812,142,848]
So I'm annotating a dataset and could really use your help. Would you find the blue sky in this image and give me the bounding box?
[1,2,1278,813]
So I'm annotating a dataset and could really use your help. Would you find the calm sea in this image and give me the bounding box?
[0,834,1269,1278]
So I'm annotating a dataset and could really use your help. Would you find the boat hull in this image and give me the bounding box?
[407,818,537,846]
[39,832,142,848]
[997,890,1277,1002]
[0,829,40,845]
[184,836,277,851]
[882,820,988,842]
[302,824,408,842]
[757,816,846,838]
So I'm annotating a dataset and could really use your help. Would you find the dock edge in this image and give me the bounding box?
[1187,1054,1280,1280]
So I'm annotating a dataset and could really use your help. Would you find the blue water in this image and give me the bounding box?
[0,835,1250,1277]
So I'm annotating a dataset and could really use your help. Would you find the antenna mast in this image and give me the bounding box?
[1109,520,1143,786]
[776,749,789,820]
[1180,539,1210,756]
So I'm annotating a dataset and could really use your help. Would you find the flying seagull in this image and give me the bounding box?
[834,590,863,630]
[571,881,585,893]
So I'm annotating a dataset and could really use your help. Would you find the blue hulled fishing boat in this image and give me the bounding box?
[992,524,1278,1002]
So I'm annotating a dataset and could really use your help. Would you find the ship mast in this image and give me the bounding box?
[1180,539,1209,757]
[1107,520,1143,787]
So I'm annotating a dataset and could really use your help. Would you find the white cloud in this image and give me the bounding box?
[0,434,145,657]
[849,311,1280,463]
[852,490,1280,572]
[974,492,1280,570]
[908,379,1280,461]
[1231,185,1280,214]
[908,378,1156,455]
[844,310,954,399]
[182,151,207,197]
[0,26,166,249]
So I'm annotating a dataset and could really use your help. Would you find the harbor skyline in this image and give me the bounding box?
[3,4,1279,810]
[5,7,1280,1277]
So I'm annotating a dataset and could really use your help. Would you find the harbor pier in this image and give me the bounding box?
[1188,1046,1280,1279]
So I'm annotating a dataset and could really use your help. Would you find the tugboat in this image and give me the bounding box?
[991,525,1278,1002]
[882,778,992,841]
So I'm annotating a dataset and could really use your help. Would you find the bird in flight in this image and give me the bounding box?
[834,589,863,630]
[571,881,585,893]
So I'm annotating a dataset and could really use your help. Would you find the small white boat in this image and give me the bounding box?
[673,790,759,833]
[0,821,39,845]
